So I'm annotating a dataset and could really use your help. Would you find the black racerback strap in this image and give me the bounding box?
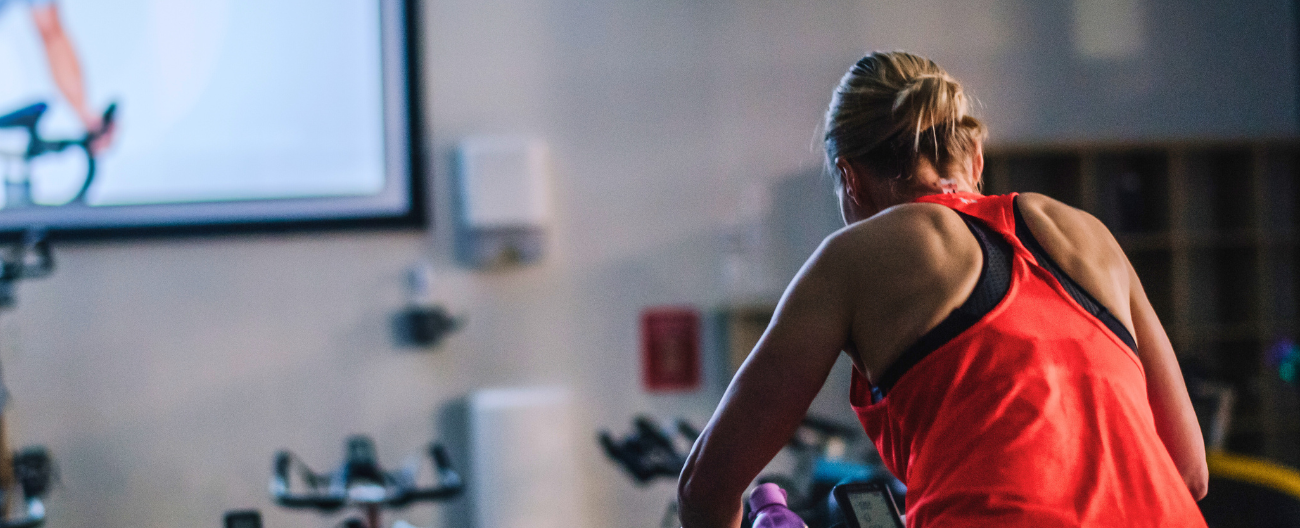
[1012,198,1138,354]
[871,213,1012,403]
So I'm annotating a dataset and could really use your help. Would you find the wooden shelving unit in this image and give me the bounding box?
[986,141,1300,464]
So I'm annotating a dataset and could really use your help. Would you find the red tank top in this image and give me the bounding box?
[850,193,1206,527]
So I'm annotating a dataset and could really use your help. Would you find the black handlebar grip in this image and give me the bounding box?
[407,442,463,503]
[597,432,619,458]
[102,103,117,126]
[676,419,701,442]
[632,415,659,436]
[273,451,292,481]
[429,444,452,471]
[275,495,345,511]
[633,416,676,451]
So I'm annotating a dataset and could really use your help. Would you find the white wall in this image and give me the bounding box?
[0,1,1292,527]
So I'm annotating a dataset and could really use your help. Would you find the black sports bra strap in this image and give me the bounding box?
[1012,197,1138,353]
[871,212,1012,402]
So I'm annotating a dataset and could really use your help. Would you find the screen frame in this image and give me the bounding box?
[1,0,428,241]
[832,481,905,528]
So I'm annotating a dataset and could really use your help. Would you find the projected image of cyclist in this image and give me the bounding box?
[0,0,391,225]
[0,0,115,208]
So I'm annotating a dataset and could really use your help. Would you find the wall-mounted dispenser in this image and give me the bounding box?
[453,136,552,269]
[393,262,460,349]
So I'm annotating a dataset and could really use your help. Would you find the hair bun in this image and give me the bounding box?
[892,74,966,145]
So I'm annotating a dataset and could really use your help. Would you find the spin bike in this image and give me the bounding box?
[270,435,464,528]
[599,416,698,528]
[0,101,117,208]
[600,415,902,528]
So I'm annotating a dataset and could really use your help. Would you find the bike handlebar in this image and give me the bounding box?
[19,103,117,159]
[270,436,463,511]
[385,445,463,507]
[599,415,690,484]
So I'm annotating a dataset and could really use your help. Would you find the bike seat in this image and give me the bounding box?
[0,103,47,130]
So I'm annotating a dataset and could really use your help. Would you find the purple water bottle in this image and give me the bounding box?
[748,483,807,528]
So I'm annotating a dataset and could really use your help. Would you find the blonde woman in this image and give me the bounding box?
[678,51,1207,527]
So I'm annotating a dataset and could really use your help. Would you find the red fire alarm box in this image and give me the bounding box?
[641,307,701,391]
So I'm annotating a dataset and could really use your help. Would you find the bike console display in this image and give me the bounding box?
[833,482,904,528]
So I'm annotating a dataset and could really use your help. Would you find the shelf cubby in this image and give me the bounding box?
[1001,153,1083,208]
[1127,248,1175,324]
[1186,246,1257,326]
[1182,147,1255,232]
[1265,245,1298,327]
[1259,147,1299,233]
[1094,149,1170,234]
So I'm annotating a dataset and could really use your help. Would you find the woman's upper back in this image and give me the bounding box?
[825,191,1135,381]
[841,192,1206,528]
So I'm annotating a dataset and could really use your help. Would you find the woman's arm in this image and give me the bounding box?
[677,240,852,528]
[31,4,94,130]
[1128,264,1209,500]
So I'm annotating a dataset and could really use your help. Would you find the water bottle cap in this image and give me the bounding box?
[748,482,788,514]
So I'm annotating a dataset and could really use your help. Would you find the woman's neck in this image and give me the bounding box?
[890,161,980,205]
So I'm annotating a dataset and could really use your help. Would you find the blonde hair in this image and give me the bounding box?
[824,51,986,184]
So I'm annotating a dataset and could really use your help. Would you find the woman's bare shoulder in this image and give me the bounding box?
[1016,192,1135,328]
[815,202,977,281]
[810,201,983,375]
[1015,192,1112,242]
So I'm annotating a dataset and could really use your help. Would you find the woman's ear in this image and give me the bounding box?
[835,157,863,206]
[970,141,985,191]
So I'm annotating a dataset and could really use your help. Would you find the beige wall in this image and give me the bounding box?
[0,1,1293,526]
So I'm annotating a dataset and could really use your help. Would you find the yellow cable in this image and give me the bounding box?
[1207,451,1300,500]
